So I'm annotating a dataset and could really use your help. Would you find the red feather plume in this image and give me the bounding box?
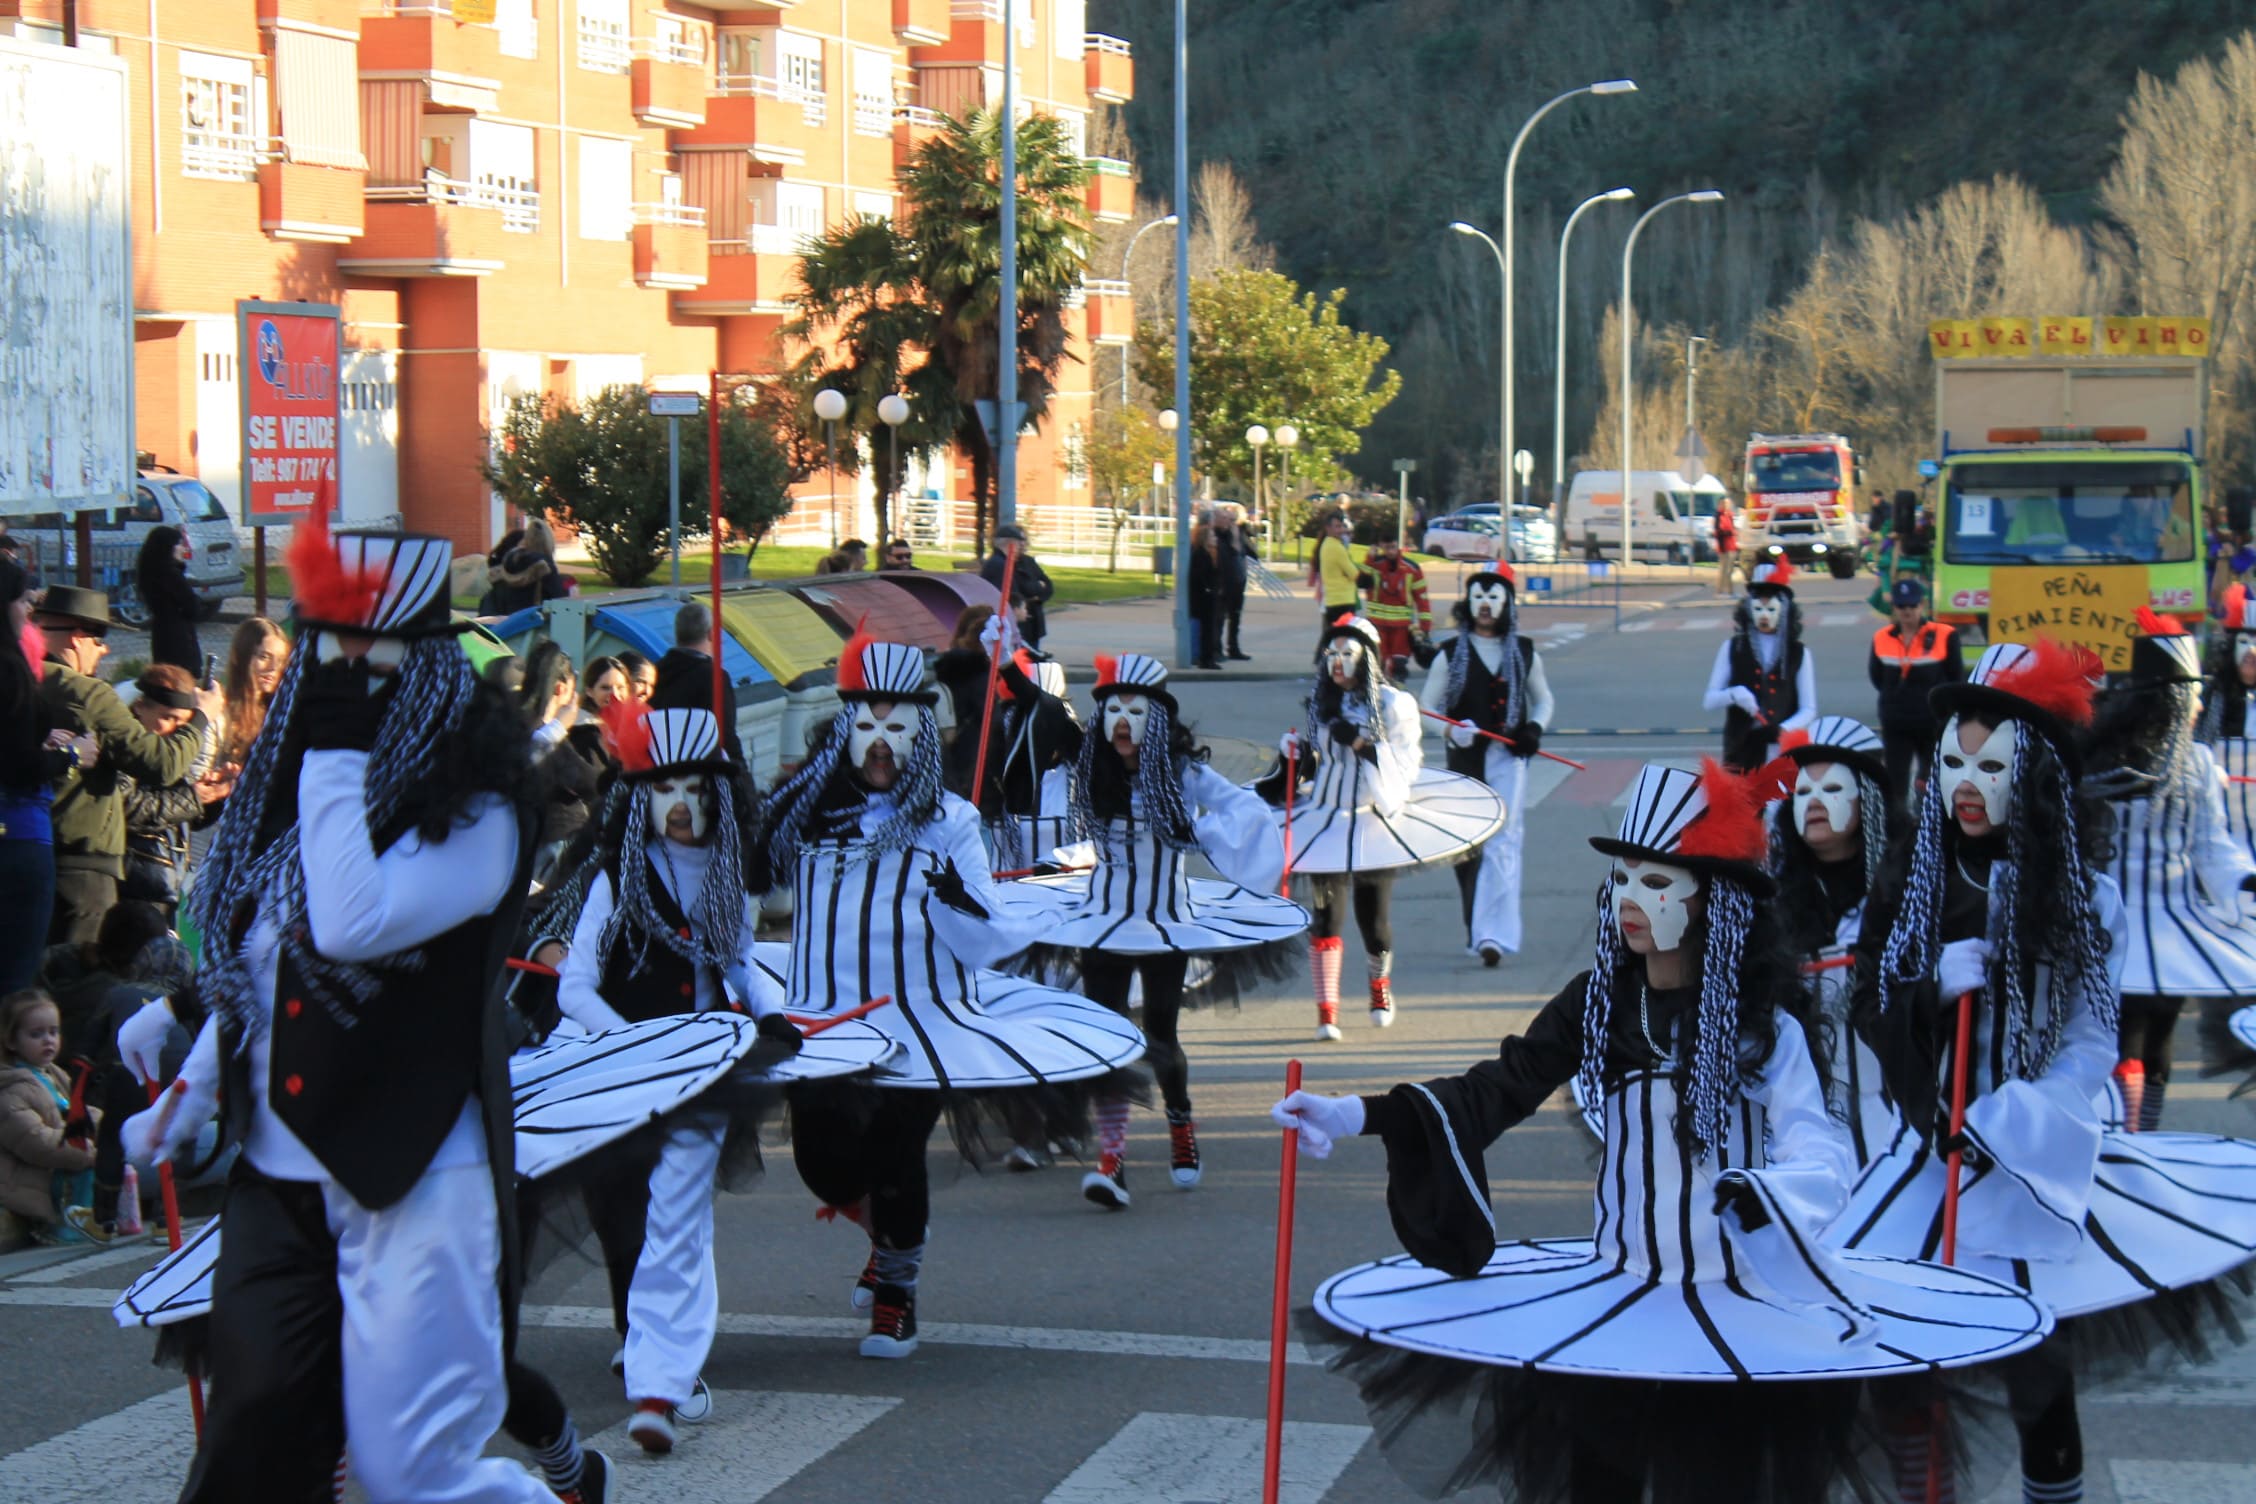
[1988,634,2101,727]
[600,696,655,774]
[835,614,875,693]
[2226,583,2252,627]
[2136,605,2184,637]
[1676,757,1771,865]
[1094,652,1119,687]
[1777,727,1812,753]
[1493,563,1517,586]
[287,508,382,625]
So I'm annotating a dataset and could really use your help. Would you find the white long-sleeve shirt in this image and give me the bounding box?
[1702,635,1817,732]
[1418,635,1556,727]
[558,838,776,1034]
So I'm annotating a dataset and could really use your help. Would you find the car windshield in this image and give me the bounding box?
[169,480,229,521]
[1943,461,2196,566]
[1749,450,1841,492]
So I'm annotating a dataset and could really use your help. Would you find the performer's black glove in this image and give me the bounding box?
[1328,719,1361,748]
[300,655,393,753]
[1509,721,1543,759]
[924,856,990,919]
[2240,872,2256,894]
[1936,1129,1989,1171]
[755,1011,804,1054]
[1710,1173,1771,1232]
[1030,860,1065,877]
[1409,635,1440,670]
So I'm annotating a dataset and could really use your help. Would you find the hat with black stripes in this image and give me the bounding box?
[288,510,459,638]
[1588,760,1777,895]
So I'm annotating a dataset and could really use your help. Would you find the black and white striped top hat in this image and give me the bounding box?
[606,703,730,781]
[836,623,935,705]
[1587,761,1776,894]
[289,512,458,637]
[1091,651,1174,711]
[1778,713,1887,783]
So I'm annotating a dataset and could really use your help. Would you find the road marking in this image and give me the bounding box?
[0,1392,195,1502]
[587,1390,899,1502]
[5,1242,171,1285]
[2108,1460,2256,1502]
[2088,1342,2256,1407]
[1042,1412,1369,1504]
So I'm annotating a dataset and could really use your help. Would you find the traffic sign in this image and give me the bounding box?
[1525,575,1553,593]
[975,399,1027,449]
[1587,559,1611,579]
[648,392,701,417]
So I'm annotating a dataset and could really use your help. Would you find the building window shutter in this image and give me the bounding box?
[578,136,632,241]
[274,30,365,170]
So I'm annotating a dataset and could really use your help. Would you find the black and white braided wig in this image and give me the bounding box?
[191,634,525,1041]
[1767,767,1888,927]
[2089,678,2207,842]
[1441,582,1525,727]
[595,766,755,977]
[1573,869,1790,1157]
[1878,715,2118,1081]
[1067,694,1205,851]
[1304,634,1388,740]
[763,699,946,872]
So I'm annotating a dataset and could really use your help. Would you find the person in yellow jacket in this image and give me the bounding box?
[1310,512,1366,648]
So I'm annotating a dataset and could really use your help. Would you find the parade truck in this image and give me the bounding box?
[1740,433,1862,578]
[1930,351,2206,673]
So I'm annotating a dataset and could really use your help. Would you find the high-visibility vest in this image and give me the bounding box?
[1872,622,1951,678]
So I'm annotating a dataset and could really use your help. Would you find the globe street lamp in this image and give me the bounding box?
[1246,423,1270,518]
[1272,422,1299,549]
[1500,80,1637,514]
[1553,188,1635,532]
[813,387,848,546]
[877,393,911,544]
[1619,190,1723,569]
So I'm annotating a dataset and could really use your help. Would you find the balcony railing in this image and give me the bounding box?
[852,96,892,137]
[712,73,828,127]
[632,34,706,66]
[577,18,629,73]
[1085,155,1132,177]
[368,173,541,233]
[1086,33,1132,57]
[1082,278,1131,298]
[360,2,462,13]
[631,200,708,228]
[711,223,808,257]
[182,128,268,180]
[895,104,945,130]
[952,0,1005,20]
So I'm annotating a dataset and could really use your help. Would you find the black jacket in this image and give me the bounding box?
[140,556,202,673]
[1866,620,1963,733]
[649,647,745,767]
[981,549,1055,645]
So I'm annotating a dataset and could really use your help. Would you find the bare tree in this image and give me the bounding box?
[1191,161,1275,278]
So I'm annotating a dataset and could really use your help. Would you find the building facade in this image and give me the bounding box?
[1,0,1134,556]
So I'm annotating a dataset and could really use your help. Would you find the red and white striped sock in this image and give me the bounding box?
[1311,937,1344,1024]
[1095,1095,1130,1160]
[1882,1418,1956,1504]
[2112,1061,2144,1133]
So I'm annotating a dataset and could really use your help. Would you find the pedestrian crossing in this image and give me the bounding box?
[1618,608,1880,633]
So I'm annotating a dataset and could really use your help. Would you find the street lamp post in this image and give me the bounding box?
[1246,423,1270,519]
[997,0,1019,535]
[1116,213,1178,404]
[1552,188,1635,529]
[1619,190,1724,569]
[877,392,910,543]
[1448,220,1507,533]
[1501,79,1637,515]
[1170,0,1193,667]
[813,387,848,546]
[1273,422,1299,553]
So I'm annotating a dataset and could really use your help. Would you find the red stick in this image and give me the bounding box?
[989,864,1095,881]
[1417,708,1588,770]
[145,1078,207,1438]
[1280,731,1298,892]
[504,957,559,978]
[968,542,1021,810]
[788,995,894,1037]
[1925,990,1978,1504]
[1801,955,1855,974]
[708,370,726,736]
[2231,776,2256,786]
[1262,1058,1304,1504]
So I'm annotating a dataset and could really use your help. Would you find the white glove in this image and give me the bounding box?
[1278,730,1301,761]
[978,611,1018,655]
[723,960,782,1019]
[1271,1090,1365,1160]
[1938,937,1991,1001]
[1445,718,1478,749]
[121,1018,221,1167]
[117,996,177,1085]
[1726,687,1761,714]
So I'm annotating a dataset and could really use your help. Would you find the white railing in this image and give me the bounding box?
[712,73,827,127]
[1085,33,1132,58]
[360,2,460,15]
[576,17,629,73]
[952,0,1005,20]
[1081,277,1131,299]
[895,104,945,130]
[631,201,708,228]
[1084,155,1132,177]
[181,129,266,179]
[852,96,892,137]
[369,173,541,233]
[631,34,706,66]
[709,223,805,257]
[1062,285,1086,308]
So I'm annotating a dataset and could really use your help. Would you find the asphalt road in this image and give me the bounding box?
[5,571,2253,1502]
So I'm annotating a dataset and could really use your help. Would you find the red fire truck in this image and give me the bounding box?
[1741,433,1862,578]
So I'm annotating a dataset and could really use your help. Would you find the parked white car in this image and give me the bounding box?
[1508,504,1558,563]
[1419,506,1556,564]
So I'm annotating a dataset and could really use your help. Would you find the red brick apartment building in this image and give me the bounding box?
[1,0,1136,555]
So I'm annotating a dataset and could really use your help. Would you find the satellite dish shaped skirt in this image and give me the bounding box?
[1265,765,1506,874]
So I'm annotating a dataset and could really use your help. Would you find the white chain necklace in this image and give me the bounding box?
[1637,984,1670,1060]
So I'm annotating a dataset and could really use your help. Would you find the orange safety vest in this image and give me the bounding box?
[1872,622,1951,678]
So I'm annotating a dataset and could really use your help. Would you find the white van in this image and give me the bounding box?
[1562,469,1723,563]
[4,471,246,625]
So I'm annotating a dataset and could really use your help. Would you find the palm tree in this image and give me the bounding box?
[903,108,1093,553]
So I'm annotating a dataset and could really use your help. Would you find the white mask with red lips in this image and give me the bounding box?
[1466,581,1510,629]
[649,772,713,844]
[1748,595,1784,634]
[849,701,917,775]
[1102,693,1150,746]
[1792,760,1859,840]
[1323,637,1367,686]
[1611,857,1701,952]
[1936,715,2017,827]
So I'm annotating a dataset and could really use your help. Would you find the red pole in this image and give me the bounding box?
[1262,1057,1304,1504]
[708,371,725,733]
[1280,730,1297,894]
[1417,708,1588,770]
[1924,990,1978,1504]
[145,1078,206,1438]
[788,996,894,1037]
[968,542,1020,810]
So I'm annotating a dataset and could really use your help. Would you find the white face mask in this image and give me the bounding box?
[649,773,712,845]
[1611,857,1701,952]
[2236,633,2256,668]
[1792,760,1859,842]
[1467,582,1510,627]
[1748,595,1784,633]
[1102,693,1149,747]
[849,701,917,776]
[1324,638,1366,686]
[1937,715,2016,828]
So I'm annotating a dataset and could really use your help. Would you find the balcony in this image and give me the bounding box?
[894,104,944,169]
[339,176,539,277]
[894,0,950,46]
[677,76,827,165]
[674,225,802,314]
[359,4,504,95]
[632,203,709,291]
[1085,156,1133,223]
[576,15,628,74]
[259,160,366,243]
[1082,278,1133,346]
[631,38,707,127]
[1085,34,1133,104]
[259,0,360,29]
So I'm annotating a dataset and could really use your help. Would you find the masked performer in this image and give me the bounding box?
[1836,639,2256,1504]
[994,653,1306,1209]
[2201,583,2256,740]
[761,629,1145,1358]
[1272,762,2050,1504]
[120,519,563,1504]
[1419,568,1554,965]
[2085,611,2256,1132]
[970,648,1083,871]
[1702,557,1816,771]
[1263,615,1504,1039]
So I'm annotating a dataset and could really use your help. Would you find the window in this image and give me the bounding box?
[181,51,261,180]
[1063,424,1089,491]
[852,190,893,222]
[1944,461,2196,567]
[851,47,892,136]
[775,181,824,240]
[716,31,760,91]
[1051,107,1087,159]
[468,119,539,232]
[778,32,823,98]
[1055,0,1086,59]
[495,0,538,61]
[578,136,632,241]
[273,30,364,170]
[651,15,704,64]
[577,0,628,73]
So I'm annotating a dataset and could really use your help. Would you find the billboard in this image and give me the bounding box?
[238,301,343,525]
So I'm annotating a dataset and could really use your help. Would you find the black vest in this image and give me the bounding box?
[1722,633,1803,770]
[596,851,713,1023]
[1442,634,1532,779]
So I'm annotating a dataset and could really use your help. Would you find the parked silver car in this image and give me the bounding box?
[5,472,245,626]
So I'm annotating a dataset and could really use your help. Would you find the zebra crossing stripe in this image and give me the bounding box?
[2107,1459,2256,1503]
[1042,1412,1370,1504]
[585,1390,899,1502]
[0,1391,195,1503]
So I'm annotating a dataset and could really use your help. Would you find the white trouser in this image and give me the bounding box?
[625,1117,726,1405]
[1469,746,1528,955]
[332,1161,554,1504]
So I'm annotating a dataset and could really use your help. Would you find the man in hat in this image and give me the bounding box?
[36,584,219,943]
[123,516,560,1503]
[1867,574,1961,807]
[982,524,1056,649]
[1362,533,1431,680]
[1419,569,1553,965]
[1702,557,1816,771]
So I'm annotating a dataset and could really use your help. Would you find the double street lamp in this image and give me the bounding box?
[1554,188,1636,532]
[813,387,848,546]
[1618,190,1724,568]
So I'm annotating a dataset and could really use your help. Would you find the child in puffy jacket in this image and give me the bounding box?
[0,988,98,1243]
